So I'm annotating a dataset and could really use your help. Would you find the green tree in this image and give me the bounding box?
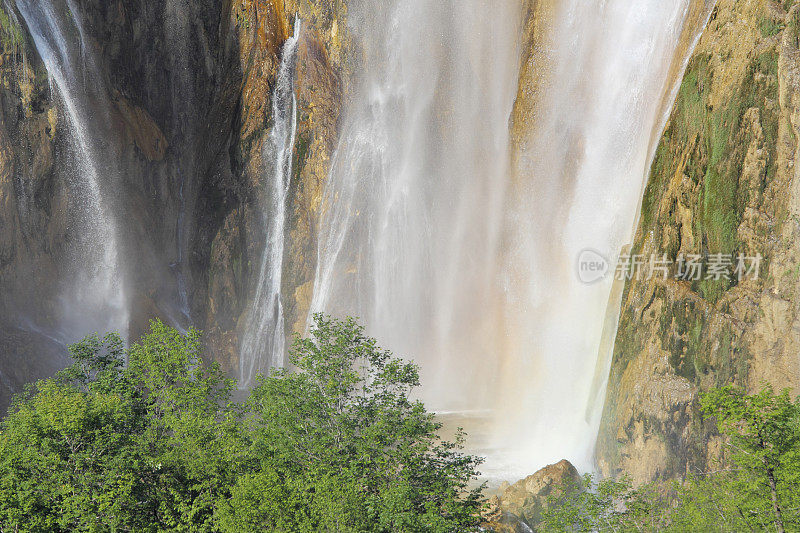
[124,322,245,530]
[0,333,148,531]
[700,384,800,532]
[218,314,485,532]
[666,472,770,532]
[537,474,672,532]
[0,316,485,532]
[0,322,242,531]
[535,385,800,532]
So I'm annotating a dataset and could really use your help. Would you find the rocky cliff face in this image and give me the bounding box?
[0,0,242,406]
[598,0,800,483]
[0,0,348,408]
[0,6,65,409]
[202,0,347,372]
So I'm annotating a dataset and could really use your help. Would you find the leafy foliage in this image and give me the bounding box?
[0,5,23,53]
[220,314,484,531]
[0,323,242,531]
[538,474,672,532]
[699,385,800,532]
[536,385,800,532]
[0,316,483,532]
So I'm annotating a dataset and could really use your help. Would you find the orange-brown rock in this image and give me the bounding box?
[203,0,349,367]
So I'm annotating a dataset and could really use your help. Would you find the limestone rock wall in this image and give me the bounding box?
[598,0,800,483]
[203,0,347,372]
[484,459,581,532]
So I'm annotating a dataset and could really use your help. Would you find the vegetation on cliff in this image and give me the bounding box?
[641,46,778,303]
[0,6,21,53]
[0,316,484,532]
[539,385,800,532]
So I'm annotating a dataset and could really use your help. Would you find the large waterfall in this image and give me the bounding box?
[495,0,713,476]
[16,0,128,343]
[7,0,715,482]
[308,0,710,478]
[310,0,522,406]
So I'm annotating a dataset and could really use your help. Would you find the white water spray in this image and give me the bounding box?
[17,0,128,342]
[309,0,709,480]
[239,18,301,388]
[308,0,521,469]
[492,0,713,477]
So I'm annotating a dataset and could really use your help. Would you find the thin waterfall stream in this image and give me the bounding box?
[239,18,302,388]
[164,0,205,327]
[166,0,194,327]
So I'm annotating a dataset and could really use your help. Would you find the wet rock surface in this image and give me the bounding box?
[0,0,347,407]
[598,0,800,483]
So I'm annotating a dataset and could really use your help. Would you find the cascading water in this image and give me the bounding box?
[310,0,522,408]
[493,0,714,477]
[309,0,710,480]
[164,0,194,326]
[13,0,713,482]
[16,0,128,342]
[308,0,522,479]
[239,18,301,388]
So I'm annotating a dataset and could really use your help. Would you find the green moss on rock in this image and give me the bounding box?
[0,5,23,54]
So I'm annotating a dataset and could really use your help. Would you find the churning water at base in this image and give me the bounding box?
[17,0,128,343]
[239,19,302,389]
[309,0,710,479]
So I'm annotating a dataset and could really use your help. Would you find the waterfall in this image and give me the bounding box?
[16,0,128,342]
[308,0,521,467]
[13,0,712,480]
[239,18,301,388]
[494,0,712,477]
[309,0,708,480]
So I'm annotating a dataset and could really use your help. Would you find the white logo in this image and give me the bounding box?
[577,249,609,284]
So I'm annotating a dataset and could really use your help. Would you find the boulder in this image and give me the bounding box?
[485,459,581,531]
